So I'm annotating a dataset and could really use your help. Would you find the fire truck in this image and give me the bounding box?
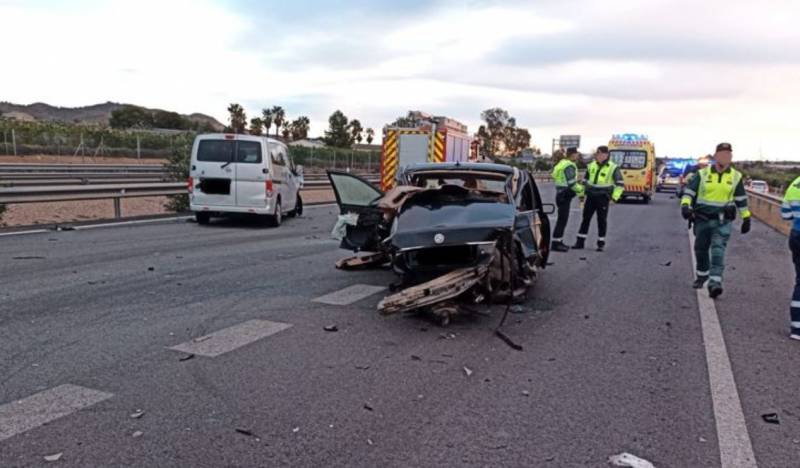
[380,112,472,191]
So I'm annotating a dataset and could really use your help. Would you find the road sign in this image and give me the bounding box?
[559,135,581,150]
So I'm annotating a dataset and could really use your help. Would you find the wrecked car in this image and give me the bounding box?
[328,163,554,325]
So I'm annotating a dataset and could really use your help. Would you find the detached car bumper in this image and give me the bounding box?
[190,202,274,215]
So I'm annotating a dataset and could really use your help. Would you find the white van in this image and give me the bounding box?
[189,133,303,226]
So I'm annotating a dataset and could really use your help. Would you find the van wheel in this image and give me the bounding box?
[290,194,303,217]
[196,212,211,225]
[267,200,282,227]
[643,195,651,204]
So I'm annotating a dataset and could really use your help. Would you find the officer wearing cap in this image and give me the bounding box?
[681,143,751,298]
[551,147,584,252]
[572,146,624,252]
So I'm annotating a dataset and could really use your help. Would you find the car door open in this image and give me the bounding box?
[327,170,386,251]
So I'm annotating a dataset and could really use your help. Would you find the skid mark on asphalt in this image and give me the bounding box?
[312,284,386,306]
[0,384,113,442]
[688,231,758,468]
[169,319,292,358]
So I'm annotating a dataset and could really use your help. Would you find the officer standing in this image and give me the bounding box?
[551,147,584,252]
[680,143,751,298]
[572,146,624,252]
[781,176,800,340]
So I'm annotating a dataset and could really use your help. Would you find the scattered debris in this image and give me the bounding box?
[129,410,145,419]
[363,403,374,412]
[495,330,523,351]
[323,325,339,332]
[12,256,45,260]
[178,353,195,362]
[147,267,155,271]
[608,452,655,468]
[510,305,526,314]
[463,366,473,377]
[132,431,143,438]
[410,355,422,361]
[584,315,590,320]
[367,438,374,446]
[292,427,300,433]
[54,225,75,231]
[762,413,780,424]
[44,452,63,462]
[522,390,530,397]
[193,336,211,343]
[660,261,672,267]
[235,428,257,437]
[355,365,370,370]
[579,257,587,261]
[698,436,706,443]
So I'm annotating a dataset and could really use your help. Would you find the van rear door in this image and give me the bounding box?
[234,139,268,207]
[193,137,237,206]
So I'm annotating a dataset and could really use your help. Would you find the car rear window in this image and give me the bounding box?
[196,140,262,164]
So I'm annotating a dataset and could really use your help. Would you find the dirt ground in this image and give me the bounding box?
[0,155,166,165]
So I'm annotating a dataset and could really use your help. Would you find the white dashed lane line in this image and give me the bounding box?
[688,231,758,468]
[312,284,386,306]
[0,384,113,442]
[168,319,292,358]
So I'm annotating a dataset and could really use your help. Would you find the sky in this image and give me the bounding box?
[2,0,800,158]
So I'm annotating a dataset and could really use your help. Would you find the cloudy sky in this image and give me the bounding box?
[2,0,800,158]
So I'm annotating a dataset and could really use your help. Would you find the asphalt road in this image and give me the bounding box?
[1,186,797,467]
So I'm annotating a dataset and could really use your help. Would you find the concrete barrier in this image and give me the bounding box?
[748,190,789,236]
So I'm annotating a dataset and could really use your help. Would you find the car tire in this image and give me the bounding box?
[195,212,211,225]
[267,200,282,227]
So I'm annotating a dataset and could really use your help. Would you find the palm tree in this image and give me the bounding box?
[348,119,363,146]
[261,108,273,135]
[291,116,311,140]
[366,128,375,145]
[271,106,285,137]
[227,103,247,134]
[249,117,264,136]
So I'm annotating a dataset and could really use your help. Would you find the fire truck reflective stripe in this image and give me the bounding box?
[381,131,399,191]
[432,131,445,163]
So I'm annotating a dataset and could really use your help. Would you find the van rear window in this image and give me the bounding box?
[197,140,262,164]
[197,140,235,162]
[610,150,647,169]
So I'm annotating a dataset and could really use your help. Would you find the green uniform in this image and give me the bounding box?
[551,159,584,243]
[681,165,751,288]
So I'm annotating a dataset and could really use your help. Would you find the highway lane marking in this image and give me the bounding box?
[0,384,113,442]
[0,229,49,237]
[313,284,386,306]
[169,319,292,358]
[688,231,758,468]
[75,216,192,230]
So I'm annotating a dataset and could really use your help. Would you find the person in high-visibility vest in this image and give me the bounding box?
[551,147,585,252]
[572,146,624,252]
[781,175,800,340]
[681,143,751,299]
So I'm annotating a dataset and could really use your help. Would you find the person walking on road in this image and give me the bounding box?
[781,176,800,340]
[572,146,624,252]
[551,147,584,252]
[680,143,751,299]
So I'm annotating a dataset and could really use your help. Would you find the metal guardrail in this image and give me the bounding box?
[746,188,787,236]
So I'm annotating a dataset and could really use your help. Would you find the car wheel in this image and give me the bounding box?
[195,212,211,225]
[267,200,282,227]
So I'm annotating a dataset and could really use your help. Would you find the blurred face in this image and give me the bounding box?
[715,150,732,167]
[596,152,609,163]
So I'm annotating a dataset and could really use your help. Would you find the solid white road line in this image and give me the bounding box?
[312,284,386,306]
[75,216,192,230]
[0,384,113,442]
[169,319,292,358]
[0,229,49,237]
[688,231,758,468]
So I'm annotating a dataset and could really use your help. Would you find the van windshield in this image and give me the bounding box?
[610,150,647,169]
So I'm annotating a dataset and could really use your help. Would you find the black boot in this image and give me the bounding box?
[552,241,570,252]
[692,276,708,289]
[709,284,723,299]
[596,241,606,252]
[572,237,585,250]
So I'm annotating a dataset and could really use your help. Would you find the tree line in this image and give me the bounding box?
[109,105,217,132]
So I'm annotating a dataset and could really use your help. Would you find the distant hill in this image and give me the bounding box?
[0,101,225,131]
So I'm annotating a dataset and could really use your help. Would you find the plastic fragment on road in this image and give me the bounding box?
[129,410,145,419]
[608,452,656,468]
[44,453,63,462]
[323,325,339,332]
[330,213,359,241]
[762,413,780,424]
[463,366,473,377]
[178,353,195,362]
[292,427,300,433]
[132,431,143,438]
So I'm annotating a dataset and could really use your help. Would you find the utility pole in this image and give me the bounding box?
[12,129,17,156]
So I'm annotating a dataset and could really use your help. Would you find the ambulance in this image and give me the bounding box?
[380,112,472,191]
[607,133,657,203]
